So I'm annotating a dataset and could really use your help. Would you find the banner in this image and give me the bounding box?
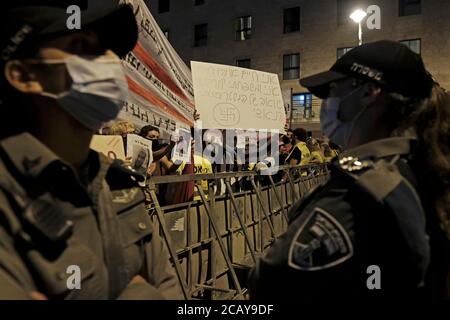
[118,0,195,137]
[191,61,286,130]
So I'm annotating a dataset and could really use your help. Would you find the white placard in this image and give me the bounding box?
[171,128,192,164]
[191,61,286,130]
[90,135,126,161]
[127,134,153,185]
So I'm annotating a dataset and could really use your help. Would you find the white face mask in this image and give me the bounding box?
[35,55,128,131]
[320,86,367,150]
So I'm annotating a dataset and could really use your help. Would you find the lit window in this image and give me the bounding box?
[400,39,421,54]
[293,93,313,119]
[283,54,300,80]
[235,16,252,41]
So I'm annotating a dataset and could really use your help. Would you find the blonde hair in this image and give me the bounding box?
[109,121,136,136]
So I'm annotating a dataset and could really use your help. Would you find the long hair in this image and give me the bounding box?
[393,84,450,239]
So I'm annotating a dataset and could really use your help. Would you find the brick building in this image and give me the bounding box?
[147,0,450,135]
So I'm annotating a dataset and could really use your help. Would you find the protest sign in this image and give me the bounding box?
[126,134,153,185]
[90,135,126,160]
[171,128,192,164]
[191,61,286,130]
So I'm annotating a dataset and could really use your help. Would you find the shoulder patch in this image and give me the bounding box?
[288,207,353,271]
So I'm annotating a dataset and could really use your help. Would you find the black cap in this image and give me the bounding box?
[300,40,434,99]
[0,0,138,63]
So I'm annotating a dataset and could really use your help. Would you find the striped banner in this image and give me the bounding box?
[118,0,195,137]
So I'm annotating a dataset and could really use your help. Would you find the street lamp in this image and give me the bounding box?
[350,9,367,46]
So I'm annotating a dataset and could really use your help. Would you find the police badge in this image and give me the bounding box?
[288,207,354,271]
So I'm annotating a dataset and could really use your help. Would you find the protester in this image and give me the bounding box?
[279,133,293,164]
[307,137,325,164]
[285,128,311,166]
[320,142,336,163]
[139,125,180,162]
[286,129,294,141]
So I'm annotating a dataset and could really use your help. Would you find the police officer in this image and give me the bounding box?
[249,40,449,299]
[0,1,183,299]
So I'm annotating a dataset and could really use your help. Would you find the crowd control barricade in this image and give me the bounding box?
[146,163,330,300]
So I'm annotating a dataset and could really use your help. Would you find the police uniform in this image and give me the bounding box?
[0,133,183,299]
[249,137,449,299]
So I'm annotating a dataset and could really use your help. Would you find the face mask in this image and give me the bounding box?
[151,139,162,151]
[36,55,128,131]
[281,135,291,145]
[320,86,367,150]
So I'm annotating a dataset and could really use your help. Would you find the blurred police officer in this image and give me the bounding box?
[0,1,182,299]
[249,40,449,299]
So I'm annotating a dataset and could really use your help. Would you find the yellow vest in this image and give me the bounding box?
[193,155,213,200]
[323,149,338,163]
[310,151,325,164]
[286,141,311,165]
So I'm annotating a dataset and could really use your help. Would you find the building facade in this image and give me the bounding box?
[147,0,450,135]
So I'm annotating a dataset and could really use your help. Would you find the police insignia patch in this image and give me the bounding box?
[288,207,353,271]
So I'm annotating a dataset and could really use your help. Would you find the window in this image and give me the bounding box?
[236,59,251,69]
[399,0,421,16]
[194,24,208,47]
[158,0,170,13]
[400,39,421,54]
[293,93,313,119]
[284,7,300,33]
[195,0,205,5]
[283,53,300,80]
[337,47,354,59]
[235,16,252,41]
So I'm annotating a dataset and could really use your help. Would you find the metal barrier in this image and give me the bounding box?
[147,164,330,300]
